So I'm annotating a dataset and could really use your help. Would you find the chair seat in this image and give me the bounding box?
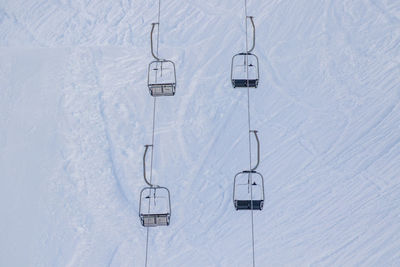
[140,213,170,227]
[148,83,176,96]
[234,200,263,210]
[232,79,258,88]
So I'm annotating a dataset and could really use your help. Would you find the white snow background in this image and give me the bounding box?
[1,0,400,266]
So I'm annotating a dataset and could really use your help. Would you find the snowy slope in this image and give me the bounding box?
[1,0,400,266]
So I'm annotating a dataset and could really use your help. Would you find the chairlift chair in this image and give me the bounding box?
[233,170,264,210]
[139,145,171,227]
[233,130,265,210]
[231,16,259,89]
[147,23,176,97]
[231,53,259,88]
[139,186,171,227]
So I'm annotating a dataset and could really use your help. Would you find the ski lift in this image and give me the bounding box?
[233,170,264,210]
[139,186,171,227]
[147,23,176,97]
[233,130,265,210]
[231,16,259,88]
[139,145,171,227]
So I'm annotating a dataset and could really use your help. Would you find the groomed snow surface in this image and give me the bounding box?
[1,0,400,266]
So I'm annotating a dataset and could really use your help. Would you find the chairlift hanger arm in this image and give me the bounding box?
[247,16,255,53]
[150,22,161,61]
[250,130,260,171]
[143,144,157,187]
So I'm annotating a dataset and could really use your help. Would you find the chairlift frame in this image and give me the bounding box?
[233,130,265,210]
[139,145,172,227]
[139,186,171,227]
[147,22,177,97]
[231,52,259,88]
[233,170,264,210]
[231,16,259,88]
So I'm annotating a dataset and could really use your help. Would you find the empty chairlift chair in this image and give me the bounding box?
[139,145,171,227]
[148,23,176,97]
[231,16,259,88]
[233,170,264,210]
[231,53,259,88]
[233,130,265,210]
[139,186,171,226]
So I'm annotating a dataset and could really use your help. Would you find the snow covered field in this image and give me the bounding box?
[1,0,400,266]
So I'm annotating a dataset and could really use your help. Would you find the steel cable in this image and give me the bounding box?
[244,0,256,266]
[145,1,162,266]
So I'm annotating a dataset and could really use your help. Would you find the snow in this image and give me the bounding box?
[1,0,400,266]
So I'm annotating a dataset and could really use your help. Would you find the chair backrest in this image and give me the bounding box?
[141,214,170,227]
[149,83,175,96]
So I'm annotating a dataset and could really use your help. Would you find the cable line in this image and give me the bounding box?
[145,1,161,267]
[140,0,175,266]
[145,97,157,267]
[231,1,264,266]
[244,1,256,265]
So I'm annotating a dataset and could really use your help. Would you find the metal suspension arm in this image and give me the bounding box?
[250,130,260,171]
[247,16,256,53]
[150,23,161,61]
[143,145,155,187]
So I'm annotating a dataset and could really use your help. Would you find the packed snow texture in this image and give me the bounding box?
[1,0,400,266]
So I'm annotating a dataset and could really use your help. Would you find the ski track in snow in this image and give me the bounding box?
[1,0,400,266]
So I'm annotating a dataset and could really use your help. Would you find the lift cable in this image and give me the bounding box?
[144,97,157,267]
[145,1,162,266]
[244,0,256,266]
